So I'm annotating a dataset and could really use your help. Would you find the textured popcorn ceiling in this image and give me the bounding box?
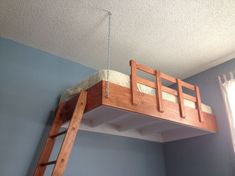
[1,0,235,78]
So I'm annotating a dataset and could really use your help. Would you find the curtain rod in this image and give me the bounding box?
[218,71,235,84]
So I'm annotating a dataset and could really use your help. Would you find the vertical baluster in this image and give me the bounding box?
[195,86,203,122]
[177,79,185,118]
[155,70,164,112]
[130,60,137,105]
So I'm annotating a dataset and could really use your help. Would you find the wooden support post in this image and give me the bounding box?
[34,103,65,176]
[130,60,137,105]
[195,86,203,122]
[155,70,164,112]
[177,79,185,118]
[51,90,87,176]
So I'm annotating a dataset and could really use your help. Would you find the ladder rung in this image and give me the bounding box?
[40,160,57,166]
[50,130,67,138]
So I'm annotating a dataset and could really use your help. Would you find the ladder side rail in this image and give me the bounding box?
[34,103,65,176]
[52,90,87,176]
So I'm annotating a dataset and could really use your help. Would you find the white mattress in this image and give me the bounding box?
[60,70,212,114]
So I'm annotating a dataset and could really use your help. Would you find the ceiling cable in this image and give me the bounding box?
[105,10,112,98]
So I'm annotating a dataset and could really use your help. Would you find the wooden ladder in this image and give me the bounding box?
[34,90,87,176]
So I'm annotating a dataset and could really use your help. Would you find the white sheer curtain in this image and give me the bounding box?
[219,72,235,151]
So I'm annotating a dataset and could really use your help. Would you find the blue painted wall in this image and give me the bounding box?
[164,59,235,176]
[0,38,166,176]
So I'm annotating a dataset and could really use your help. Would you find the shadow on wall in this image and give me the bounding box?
[25,109,55,176]
[164,58,235,176]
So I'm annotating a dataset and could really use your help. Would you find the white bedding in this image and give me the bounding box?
[60,70,212,114]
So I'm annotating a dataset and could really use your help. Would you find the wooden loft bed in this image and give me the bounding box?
[34,60,217,176]
[62,59,217,136]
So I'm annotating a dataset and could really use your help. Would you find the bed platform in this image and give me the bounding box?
[34,60,217,175]
[61,60,217,142]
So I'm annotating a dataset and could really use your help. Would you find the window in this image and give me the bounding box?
[219,74,235,151]
[226,81,235,127]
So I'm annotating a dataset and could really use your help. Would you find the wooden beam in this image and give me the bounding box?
[136,63,156,75]
[162,127,208,142]
[184,94,196,102]
[162,86,177,96]
[91,112,129,127]
[136,76,155,88]
[181,81,196,91]
[108,113,134,124]
[118,118,162,132]
[140,122,180,135]
[79,120,164,142]
[160,72,177,83]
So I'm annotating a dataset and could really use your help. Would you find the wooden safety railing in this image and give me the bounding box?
[129,60,203,122]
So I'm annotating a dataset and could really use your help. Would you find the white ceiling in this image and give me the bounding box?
[1,0,235,78]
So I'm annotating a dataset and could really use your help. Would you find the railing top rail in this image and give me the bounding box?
[130,59,196,91]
